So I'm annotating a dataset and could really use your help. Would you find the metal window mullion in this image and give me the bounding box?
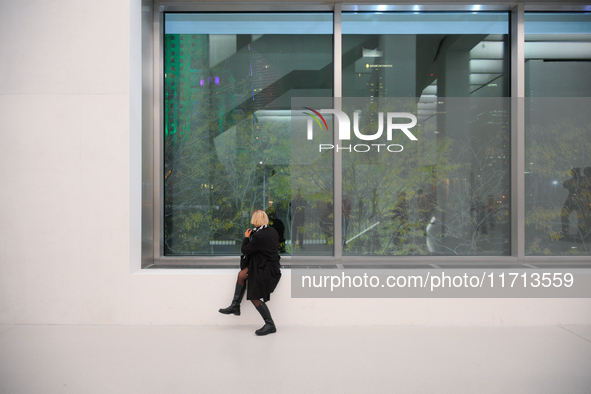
[511,3,525,260]
[153,7,165,260]
[334,4,343,262]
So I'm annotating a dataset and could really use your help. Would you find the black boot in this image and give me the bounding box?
[219,284,246,315]
[255,302,276,335]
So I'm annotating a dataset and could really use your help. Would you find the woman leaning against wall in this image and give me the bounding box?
[219,210,282,335]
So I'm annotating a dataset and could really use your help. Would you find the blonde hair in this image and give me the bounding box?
[251,210,269,227]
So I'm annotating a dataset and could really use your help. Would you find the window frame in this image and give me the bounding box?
[142,1,591,269]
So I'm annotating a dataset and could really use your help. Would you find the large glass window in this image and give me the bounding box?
[340,13,511,255]
[153,8,591,263]
[524,13,591,255]
[163,13,333,255]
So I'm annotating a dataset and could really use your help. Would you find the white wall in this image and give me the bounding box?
[0,0,132,325]
[1,0,590,326]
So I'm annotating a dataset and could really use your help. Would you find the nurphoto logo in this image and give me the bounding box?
[303,107,418,153]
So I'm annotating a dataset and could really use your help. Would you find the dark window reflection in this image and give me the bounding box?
[342,13,511,255]
[524,13,591,255]
[163,14,333,255]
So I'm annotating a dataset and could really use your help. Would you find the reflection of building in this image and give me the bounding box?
[159,10,591,257]
[342,18,511,255]
[164,25,335,254]
[346,33,508,99]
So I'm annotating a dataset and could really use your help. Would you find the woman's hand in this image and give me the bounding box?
[244,229,252,238]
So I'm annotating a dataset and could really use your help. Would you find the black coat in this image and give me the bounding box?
[241,226,282,302]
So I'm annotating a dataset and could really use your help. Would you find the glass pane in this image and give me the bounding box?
[342,12,510,97]
[525,13,591,97]
[524,13,591,255]
[163,13,333,255]
[290,104,335,256]
[341,12,510,255]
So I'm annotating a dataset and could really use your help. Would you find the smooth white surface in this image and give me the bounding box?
[80,94,131,324]
[0,94,83,324]
[130,272,591,325]
[562,325,591,342]
[1,325,590,394]
[79,0,130,94]
[0,0,590,328]
[0,0,131,325]
[0,0,128,94]
[0,0,82,94]
[0,326,15,335]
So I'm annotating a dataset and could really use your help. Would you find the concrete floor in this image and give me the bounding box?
[1,324,590,393]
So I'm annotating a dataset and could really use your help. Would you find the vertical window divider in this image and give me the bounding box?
[334,4,343,263]
[511,3,525,260]
[153,7,165,263]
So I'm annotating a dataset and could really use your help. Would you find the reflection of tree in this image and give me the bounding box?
[291,141,335,248]
[434,120,510,255]
[164,35,292,254]
[165,105,292,254]
[164,33,335,255]
[342,100,511,256]
[341,122,454,255]
[526,118,591,255]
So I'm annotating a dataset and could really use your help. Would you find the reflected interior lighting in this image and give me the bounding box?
[215,76,219,85]
[377,5,387,11]
[552,180,559,185]
[472,5,481,11]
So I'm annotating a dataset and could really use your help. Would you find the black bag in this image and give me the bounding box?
[240,254,249,270]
